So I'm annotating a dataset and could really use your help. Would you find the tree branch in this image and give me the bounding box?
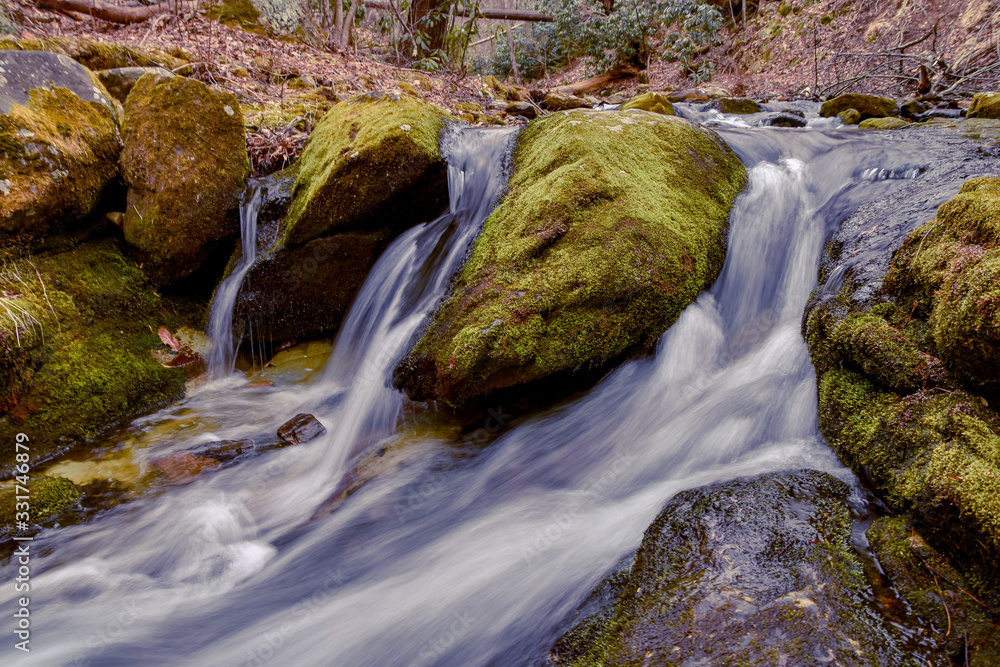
[37,0,197,24]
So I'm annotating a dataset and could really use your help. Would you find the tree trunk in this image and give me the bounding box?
[408,0,448,56]
[37,0,196,24]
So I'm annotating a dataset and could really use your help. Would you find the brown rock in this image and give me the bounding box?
[277,413,327,445]
[152,452,220,484]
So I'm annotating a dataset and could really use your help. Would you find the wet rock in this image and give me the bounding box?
[551,471,909,666]
[758,111,806,127]
[277,413,327,445]
[712,97,761,114]
[858,117,911,129]
[821,93,897,120]
[0,475,79,541]
[394,109,746,405]
[0,240,187,473]
[967,91,1000,119]
[540,92,591,112]
[898,99,927,119]
[196,438,257,463]
[232,231,385,344]
[505,101,537,119]
[618,91,674,115]
[152,451,221,484]
[915,107,964,121]
[838,108,861,125]
[120,73,249,286]
[868,516,1000,664]
[96,66,174,103]
[281,90,450,249]
[0,51,120,248]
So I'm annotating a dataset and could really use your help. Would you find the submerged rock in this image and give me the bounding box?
[277,413,326,445]
[120,73,249,286]
[821,93,897,120]
[551,471,909,666]
[152,451,221,484]
[0,51,120,247]
[281,90,451,249]
[967,92,1000,119]
[394,109,746,405]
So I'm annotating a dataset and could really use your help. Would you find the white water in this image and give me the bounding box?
[1,126,983,667]
[207,184,265,378]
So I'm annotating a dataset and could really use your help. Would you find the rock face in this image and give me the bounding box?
[394,109,746,405]
[551,471,909,666]
[619,91,674,115]
[967,91,1000,119]
[0,51,120,247]
[120,73,249,286]
[0,240,187,473]
[820,93,897,120]
[805,177,1000,612]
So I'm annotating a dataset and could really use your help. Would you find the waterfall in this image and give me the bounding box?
[0,125,987,667]
[206,183,265,378]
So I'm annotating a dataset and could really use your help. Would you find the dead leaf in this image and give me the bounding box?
[158,326,181,352]
[161,346,200,368]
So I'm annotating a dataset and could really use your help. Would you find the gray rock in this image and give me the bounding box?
[0,50,115,115]
[96,66,174,103]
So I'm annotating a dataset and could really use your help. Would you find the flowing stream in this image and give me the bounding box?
[2,120,996,667]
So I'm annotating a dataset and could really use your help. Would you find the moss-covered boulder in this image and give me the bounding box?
[821,93,897,120]
[551,471,909,666]
[838,108,861,125]
[888,177,1000,394]
[120,73,249,286]
[858,117,911,130]
[869,516,1000,664]
[619,92,674,115]
[0,240,187,473]
[96,66,174,104]
[282,91,451,249]
[393,109,746,404]
[967,92,1000,119]
[712,97,761,114]
[0,475,79,542]
[0,51,120,248]
[0,36,186,71]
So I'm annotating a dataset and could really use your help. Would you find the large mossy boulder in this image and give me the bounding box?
[551,471,910,666]
[0,240,187,473]
[281,90,451,249]
[967,92,1000,119]
[618,92,674,115]
[820,93,897,120]
[120,73,249,286]
[0,51,120,248]
[394,109,746,405]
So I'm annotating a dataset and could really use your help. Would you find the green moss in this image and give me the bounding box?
[713,98,761,114]
[831,313,946,392]
[0,36,183,70]
[395,109,746,404]
[281,91,451,249]
[120,73,249,285]
[0,475,80,540]
[968,92,1000,120]
[0,85,119,246]
[0,241,186,472]
[858,117,911,130]
[619,92,674,115]
[820,94,897,119]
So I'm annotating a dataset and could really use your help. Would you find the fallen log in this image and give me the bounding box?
[549,65,639,95]
[363,1,552,22]
[37,0,197,25]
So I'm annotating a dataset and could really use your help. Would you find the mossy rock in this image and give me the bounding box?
[888,177,1000,394]
[393,109,746,405]
[619,91,674,115]
[858,117,911,130]
[868,516,1000,664]
[551,471,908,666]
[0,240,187,473]
[821,93,897,120]
[818,370,1000,604]
[838,108,861,125]
[120,73,249,286]
[96,66,174,104]
[282,90,451,249]
[0,36,185,71]
[968,92,1000,119]
[0,51,119,248]
[208,0,328,46]
[0,476,79,541]
[712,97,761,114]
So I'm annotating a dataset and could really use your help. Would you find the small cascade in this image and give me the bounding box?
[206,183,265,378]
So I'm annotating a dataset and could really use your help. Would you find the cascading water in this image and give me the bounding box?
[2,122,995,667]
[207,184,266,378]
